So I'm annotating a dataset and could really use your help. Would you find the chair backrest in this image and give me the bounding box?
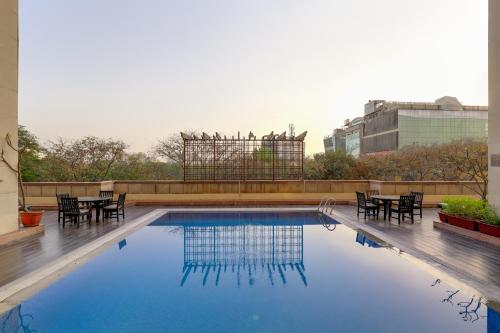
[56,193,69,209]
[366,190,379,199]
[356,192,367,206]
[61,197,79,213]
[410,191,424,206]
[399,195,416,210]
[99,190,114,199]
[117,192,126,208]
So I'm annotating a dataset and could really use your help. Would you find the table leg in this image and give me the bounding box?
[95,203,101,223]
[384,201,389,220]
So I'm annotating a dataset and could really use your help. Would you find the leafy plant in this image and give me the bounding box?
[442,197,500,225]
[442,197,486,220]
[481,205,500,226]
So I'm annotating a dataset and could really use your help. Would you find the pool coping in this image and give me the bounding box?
[0,206,498,314]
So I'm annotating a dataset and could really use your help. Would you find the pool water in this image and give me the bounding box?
[1,211,499,333]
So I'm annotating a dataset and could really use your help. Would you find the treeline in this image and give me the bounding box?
[18,126,183,182]
[304,140,488,198]
[16,126,488,198]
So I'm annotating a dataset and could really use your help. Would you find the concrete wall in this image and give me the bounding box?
[489,0,500,209]
[0,0,19,235]
[22,180,481,208]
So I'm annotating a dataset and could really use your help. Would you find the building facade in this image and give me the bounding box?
[489,0,500,209]
[344,117,363,157]
[323,128,346,153]
[361,97,488,155]
[0,0,19,235]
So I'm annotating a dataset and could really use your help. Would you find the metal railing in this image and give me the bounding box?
[318,197,336,214]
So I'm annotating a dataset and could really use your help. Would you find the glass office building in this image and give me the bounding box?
[398,109,488,148]
[361,97,488,155]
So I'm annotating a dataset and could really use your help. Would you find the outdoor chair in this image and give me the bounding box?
[99,190,114,206]
[411,191,424,218]
[60,197,92,228]
[389,195,416,225]
[103,192,126,222]
[356,192,379,219]
[366,190,379,203]
[56,193,70,224]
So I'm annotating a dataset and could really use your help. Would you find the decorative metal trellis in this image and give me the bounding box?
[181,224,306,287]
[181,131,307,181]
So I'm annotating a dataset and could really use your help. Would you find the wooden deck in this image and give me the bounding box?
[0,207,156,288]
[331,206,500,304]
[0,205,499,305]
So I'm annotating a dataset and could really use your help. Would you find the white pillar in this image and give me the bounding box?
[489,0,500,208]
[0,0,19,235]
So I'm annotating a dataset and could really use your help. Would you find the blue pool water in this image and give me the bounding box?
[1,211,499,332]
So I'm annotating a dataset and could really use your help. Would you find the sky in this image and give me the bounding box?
[19,0,488,155]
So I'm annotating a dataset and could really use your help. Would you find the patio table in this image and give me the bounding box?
[371,195,401,221]
[77,196,111,223]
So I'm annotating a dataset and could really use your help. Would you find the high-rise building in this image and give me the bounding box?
[323,96,488,157]
[323,128,346,153]
[344,117,363,157]
[361,96,488,155]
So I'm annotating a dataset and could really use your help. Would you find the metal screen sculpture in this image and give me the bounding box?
[181,131,306,181]
[181,224,306,287]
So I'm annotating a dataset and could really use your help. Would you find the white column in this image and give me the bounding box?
[490,0,500,208]
[0,0,19,235]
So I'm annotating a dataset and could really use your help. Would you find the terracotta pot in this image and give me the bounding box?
[438,211,448,223]
[20,211,44,227]
[478,222,500,238]
[447,215,478,231]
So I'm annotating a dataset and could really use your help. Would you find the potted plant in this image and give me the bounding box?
[442,197,481,231]
[437,203,448,223]
[438,210,448,223]
[478,205,500,238]
[0,131,44,227]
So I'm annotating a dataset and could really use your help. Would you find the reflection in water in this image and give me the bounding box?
[0,304,35,333]
[459,297,484,323]
[181,224,306,287]
[355,231,382,248]
[432,283,500,332]
[118,238,127,250]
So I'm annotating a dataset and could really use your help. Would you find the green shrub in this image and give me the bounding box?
[442,197,486,220]
[482,205,500,226]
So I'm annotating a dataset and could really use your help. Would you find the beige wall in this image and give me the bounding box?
[490,0,500,209]
[0,0,19,235]
[23,180,481,208]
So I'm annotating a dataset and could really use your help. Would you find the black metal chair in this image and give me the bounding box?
[56,193,69,224]
[60,197,92,228]
[103,193,126,221]
[411,191,424,218]
[389,195,416,224]
[356,192,379,219]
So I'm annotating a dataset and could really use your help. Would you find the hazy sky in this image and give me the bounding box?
[19,0,488,155]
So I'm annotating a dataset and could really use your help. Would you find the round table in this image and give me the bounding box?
[78,196,112,223]
[371,195,401,220]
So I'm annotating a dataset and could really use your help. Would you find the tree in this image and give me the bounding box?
[18,126,44,181]
[304,150,357,180]
[439,140,488,199]
[153,131,199,165]
[0,126,42,210]
[44,137,128,181]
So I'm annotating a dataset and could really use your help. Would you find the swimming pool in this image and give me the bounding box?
[1,211,499,332]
